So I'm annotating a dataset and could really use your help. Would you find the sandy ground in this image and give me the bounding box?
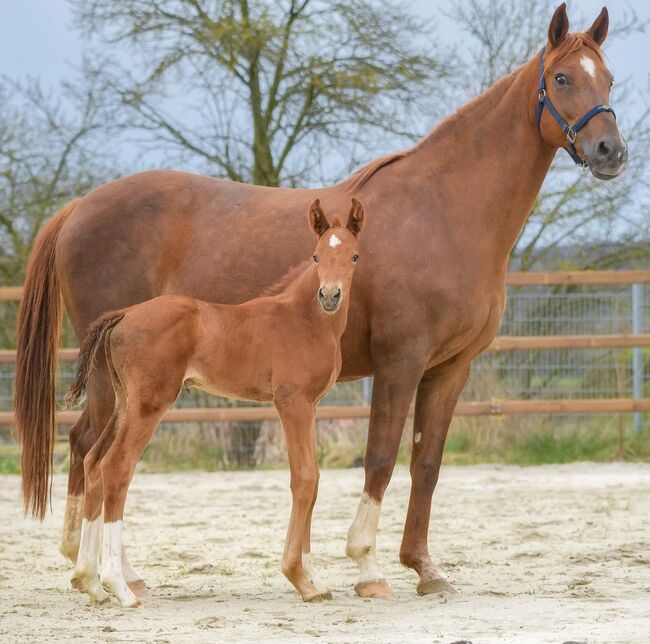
[1,463,649,643]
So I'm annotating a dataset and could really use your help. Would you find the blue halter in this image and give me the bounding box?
[536,46,615,166]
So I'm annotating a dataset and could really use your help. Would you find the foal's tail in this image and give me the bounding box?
[65,311,127,410]
[15,199,79,520]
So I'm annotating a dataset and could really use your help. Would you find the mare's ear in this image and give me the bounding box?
[309,199,330,237]
[586,7,608,46]
[346,198,365,236]
[548,3,569,49]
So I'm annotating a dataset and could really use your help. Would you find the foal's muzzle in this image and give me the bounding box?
[318,286,342,313]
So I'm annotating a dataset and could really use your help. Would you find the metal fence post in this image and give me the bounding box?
[632,282,643,433]
[362,377,373,405]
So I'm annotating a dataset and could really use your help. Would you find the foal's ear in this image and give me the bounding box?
[548,3,569,49]
[346,198,365,236]
[586,7,608,46]
[309,199,331,237]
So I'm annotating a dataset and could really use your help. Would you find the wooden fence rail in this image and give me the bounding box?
[2,398,650,429]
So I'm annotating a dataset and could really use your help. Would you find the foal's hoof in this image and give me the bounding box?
[127,579,151,599]
[417,577,457,596]
[303,589,333,602]
[354,579,394,599]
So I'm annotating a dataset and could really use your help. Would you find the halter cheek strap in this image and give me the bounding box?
[536,45,615,167]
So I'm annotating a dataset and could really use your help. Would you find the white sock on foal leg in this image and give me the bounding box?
[72,517,108,603]
[346,493,386,585]
[100,521,140,607]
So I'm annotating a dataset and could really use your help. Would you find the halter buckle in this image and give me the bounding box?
[565,127,577,144]
[537,88,546,101]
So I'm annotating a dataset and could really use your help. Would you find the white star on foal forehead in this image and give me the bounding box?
[580,55,597,79]
[328,233,342,248]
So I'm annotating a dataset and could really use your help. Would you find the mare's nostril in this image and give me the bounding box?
[333,289,341,300]
[597,139,613,159]
[318,288,325,299]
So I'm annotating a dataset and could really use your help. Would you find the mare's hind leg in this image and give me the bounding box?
[72,410,118,603]
[276,398,329,602]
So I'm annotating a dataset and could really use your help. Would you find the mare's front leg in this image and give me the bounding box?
[275,396,330,602]
[346,348,427,598]
[399,358,471,595]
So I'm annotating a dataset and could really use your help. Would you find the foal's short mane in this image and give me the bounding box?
[262,260,311,296]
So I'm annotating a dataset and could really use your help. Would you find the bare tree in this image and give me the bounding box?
[0,76,116,345]
[71,0,451,186]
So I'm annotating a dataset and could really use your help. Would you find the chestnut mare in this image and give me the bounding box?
[63,199,364,607]
[16,4,627,598]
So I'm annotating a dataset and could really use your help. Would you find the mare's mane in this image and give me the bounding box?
[344,32,604,192]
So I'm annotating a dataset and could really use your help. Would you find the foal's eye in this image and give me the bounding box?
[351,254,359,263]
[313,255,319,263]
[610,78,614,89]
[554,73,569,86]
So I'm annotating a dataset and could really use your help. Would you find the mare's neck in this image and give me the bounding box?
[394,54,557,273]
[280,264,350,338]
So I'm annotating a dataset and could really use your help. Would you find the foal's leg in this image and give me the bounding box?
[61,363,115,565]
[399,360,470,595]
[71,411,118,603]
[300,452,329,595]
[99,404,165,608]
[346,358,425,598]
[276,399,330,602]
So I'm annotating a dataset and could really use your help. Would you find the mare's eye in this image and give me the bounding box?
[555,73,569,86]
[352,254,359,263]
[610,78,614,89]
[313,255,319,263]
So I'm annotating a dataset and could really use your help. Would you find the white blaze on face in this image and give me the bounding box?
[580,55,596,79]
[328,233,342,248]
[346,492,385,583]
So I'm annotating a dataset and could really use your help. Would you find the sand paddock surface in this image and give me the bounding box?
[1,463,649,643]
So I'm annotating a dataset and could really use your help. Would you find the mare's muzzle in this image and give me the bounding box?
[318,286,342,313]
[584,133,628,180]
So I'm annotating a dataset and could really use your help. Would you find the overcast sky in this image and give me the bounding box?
[2,1,647,89]
[1,0,648,165]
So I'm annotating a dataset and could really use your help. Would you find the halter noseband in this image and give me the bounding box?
[536,45,615,167]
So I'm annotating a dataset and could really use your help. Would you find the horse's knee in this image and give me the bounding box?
[411,456,441,491]
[290,469,319,502]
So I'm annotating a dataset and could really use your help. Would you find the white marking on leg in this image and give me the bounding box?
[414,432,422,444]
[100,521,139,607]
[73,517,108,602]
[302,552,329,594]
[346,493,385,584]
[580,55,596,79]
[328,233,341,248]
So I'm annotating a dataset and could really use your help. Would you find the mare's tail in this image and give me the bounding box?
[15,199,79,519]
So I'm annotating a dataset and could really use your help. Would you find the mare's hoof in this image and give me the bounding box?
[354,579,394,599]
[416,577,457,596]
[127,579,151,599]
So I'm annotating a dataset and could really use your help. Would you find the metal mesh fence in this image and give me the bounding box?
[1,282,648,461]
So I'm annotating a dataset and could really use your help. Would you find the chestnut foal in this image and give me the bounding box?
[65,198,364,607]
